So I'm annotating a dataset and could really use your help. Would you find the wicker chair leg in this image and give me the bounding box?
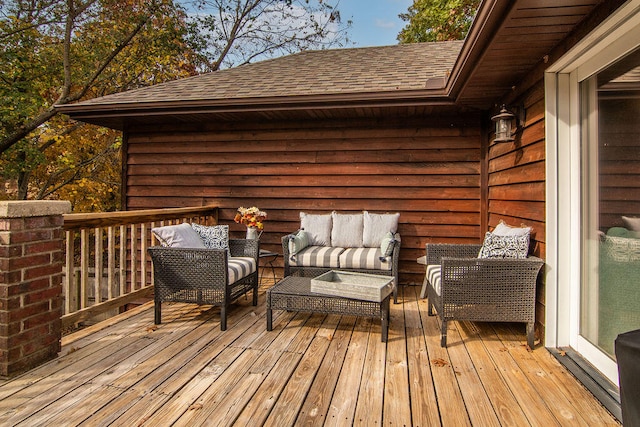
[526,322,535,349]
[440,320,447,347]
[154,301,162,325]
[427,300,434,316]
[252,285,258,306]
[220,305,227,331]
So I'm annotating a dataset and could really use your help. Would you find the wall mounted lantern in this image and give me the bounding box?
[491,105,516,142]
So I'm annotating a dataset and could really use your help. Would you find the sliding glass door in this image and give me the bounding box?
[580,52,640,361]
[545,2,640,385]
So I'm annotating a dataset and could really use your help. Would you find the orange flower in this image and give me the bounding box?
[234,206,267,229]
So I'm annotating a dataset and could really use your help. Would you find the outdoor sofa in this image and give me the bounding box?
[282,211,401,303]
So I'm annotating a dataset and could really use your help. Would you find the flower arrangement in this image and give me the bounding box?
[234,206,267,230]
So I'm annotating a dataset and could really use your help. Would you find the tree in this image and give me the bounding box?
[184,0,351,71]
[1,0,197,208]
[1,0,349,211]
[0,0,192,155]
[397,0,480,43]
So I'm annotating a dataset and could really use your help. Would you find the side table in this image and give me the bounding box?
[259,249,279,285]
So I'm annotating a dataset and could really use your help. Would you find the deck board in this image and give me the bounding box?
[0,285,620,426]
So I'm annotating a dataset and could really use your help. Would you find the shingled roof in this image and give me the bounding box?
[58,0,619,129]
[72,41,462,107]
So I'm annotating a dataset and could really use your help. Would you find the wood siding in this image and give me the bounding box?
[488,81,546,338]
[124,115,482,285]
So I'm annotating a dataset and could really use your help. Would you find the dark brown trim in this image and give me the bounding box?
[121,128,129,210]
[480,111,490,236]
[445,0,514,100]
[501,0,628,107]
[56,89,452,115]
[58,92,457,130]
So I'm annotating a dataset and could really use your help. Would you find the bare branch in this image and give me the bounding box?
[0,18,62,40]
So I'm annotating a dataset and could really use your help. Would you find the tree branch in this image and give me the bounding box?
[210,0,261,71]
[0,107,58,154]
[36,142,119,199]
[0,0,155,155]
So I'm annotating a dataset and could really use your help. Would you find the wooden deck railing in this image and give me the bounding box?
[61,205,219,329]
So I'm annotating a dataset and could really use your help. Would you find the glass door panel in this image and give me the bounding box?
[580,49,640,360]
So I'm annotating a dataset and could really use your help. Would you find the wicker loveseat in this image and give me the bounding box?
[148,223,259,330]
[282,211,401,303]
[425,225,544,348]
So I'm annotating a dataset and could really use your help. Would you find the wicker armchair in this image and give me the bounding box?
[425,243,544,348]
[148,239,259,330]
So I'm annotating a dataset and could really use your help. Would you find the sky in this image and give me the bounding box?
[338,0,414,47]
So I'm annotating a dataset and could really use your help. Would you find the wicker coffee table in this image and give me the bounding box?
[266,276,391,342]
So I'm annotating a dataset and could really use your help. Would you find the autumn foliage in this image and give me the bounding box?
[1,0,349,212]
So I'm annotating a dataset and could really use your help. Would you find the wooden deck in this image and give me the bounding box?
[0,285,619,426]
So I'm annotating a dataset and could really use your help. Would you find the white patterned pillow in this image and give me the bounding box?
[191,224,230,256]
[478,232,529,259]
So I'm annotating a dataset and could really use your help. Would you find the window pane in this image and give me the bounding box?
[581,49,640,359]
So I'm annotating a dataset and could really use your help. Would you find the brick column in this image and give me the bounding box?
[0,201,71,377]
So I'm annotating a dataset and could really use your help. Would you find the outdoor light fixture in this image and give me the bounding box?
[491,105,517,142]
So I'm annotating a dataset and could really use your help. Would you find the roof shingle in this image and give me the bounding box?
[75,41,463,107]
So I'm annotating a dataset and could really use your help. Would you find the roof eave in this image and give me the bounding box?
[56,88,454,128]
[445,0,512,101]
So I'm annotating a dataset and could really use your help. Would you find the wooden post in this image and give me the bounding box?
[0,201,71,377]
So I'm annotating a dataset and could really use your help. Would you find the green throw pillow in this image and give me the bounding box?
[380,232,397,257]
[289,230,310,259]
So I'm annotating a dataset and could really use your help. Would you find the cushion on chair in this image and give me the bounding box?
[492,221,532,236]
[300,212,332,246]
[339,247,392,271]
[478,232,530,259]
[191,223,230,256]
[363,211,400,247]
[228,257,256,284]
[622,216,640,232]
[380,232,399,258]
[288,229,310,259]
[602,235,640,262]
[331,212,364,247]
[151,223,206,248]
[427,264,442,295]
[288,246,343,268]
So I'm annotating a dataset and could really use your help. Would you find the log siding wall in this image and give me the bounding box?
[490,81,547,339]
[124,115,482,285]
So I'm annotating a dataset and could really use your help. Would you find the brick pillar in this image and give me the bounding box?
[0,201,71,377]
